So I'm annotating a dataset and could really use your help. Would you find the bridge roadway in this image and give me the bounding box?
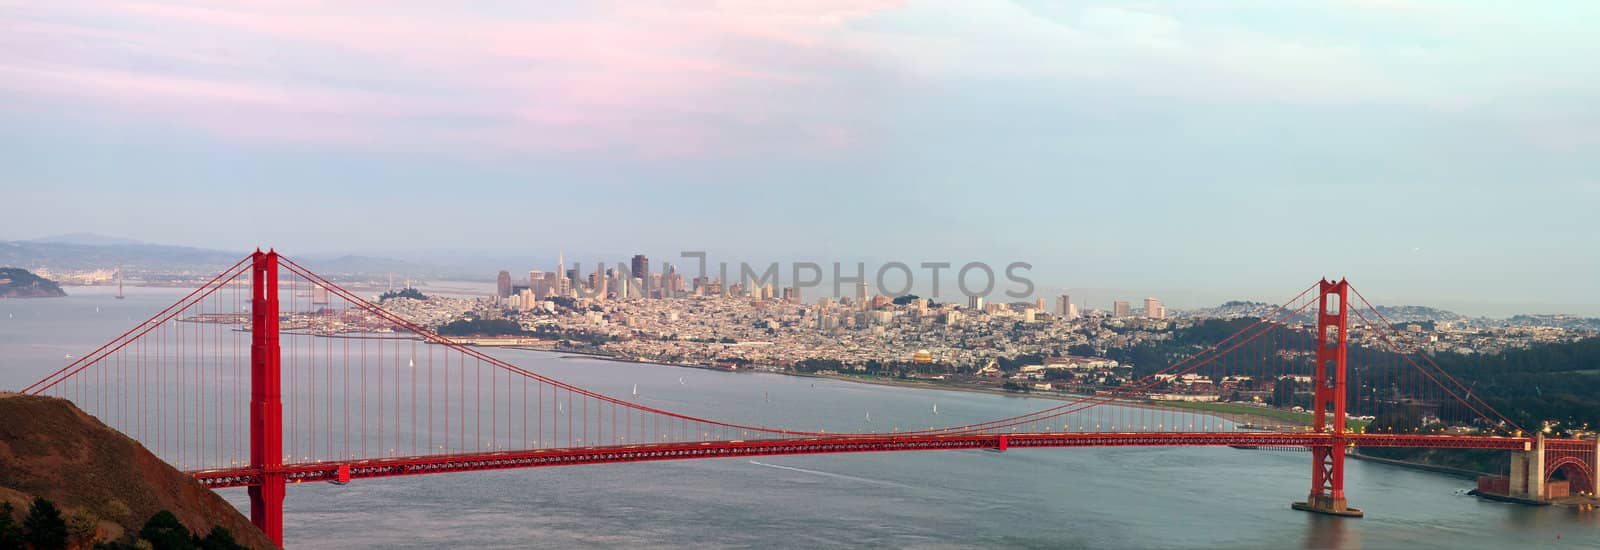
[191,432,1531,489]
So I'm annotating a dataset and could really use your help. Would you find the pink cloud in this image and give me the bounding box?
[0,1,906,158]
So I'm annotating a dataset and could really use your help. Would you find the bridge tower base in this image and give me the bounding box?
[1293,280,1363,518]
[1291,495,1364,517]
[1508,435,1547,500]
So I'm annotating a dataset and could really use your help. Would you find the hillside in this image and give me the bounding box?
[0,267,67,298]
[0,393,276,549]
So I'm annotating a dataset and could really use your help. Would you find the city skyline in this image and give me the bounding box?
[4,2,1598,315]
[5,235,1593,318]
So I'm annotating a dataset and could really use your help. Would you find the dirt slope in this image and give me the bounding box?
[0,393,277,549]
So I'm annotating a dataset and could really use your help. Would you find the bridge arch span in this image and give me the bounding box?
[1547,456,1595,495]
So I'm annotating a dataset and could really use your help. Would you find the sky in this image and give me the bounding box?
[2,1,1598,316]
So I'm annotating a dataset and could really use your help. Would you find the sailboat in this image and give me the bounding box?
[864,411,871,423]
[408,357,415,369]
[632,384,639,398]
[933,403,939,416]
[763,391,770,403]
[678,377,685,385]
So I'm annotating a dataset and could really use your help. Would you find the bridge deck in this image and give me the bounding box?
[191,432,1531,489]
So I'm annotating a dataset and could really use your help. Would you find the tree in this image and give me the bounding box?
[0,502,24,550]
[197,527,240,550]
[1272,380,1300,408]
[138,511,195,550]
[23,498,68,550]
[378,287,427,301]
[67,509,100,547]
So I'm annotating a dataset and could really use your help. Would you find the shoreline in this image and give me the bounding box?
[539,348,1502,483]
[545,348,1308,430]
[1347,450,1486,479]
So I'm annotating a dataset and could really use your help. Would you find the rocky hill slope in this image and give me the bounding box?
[0,393,276,548]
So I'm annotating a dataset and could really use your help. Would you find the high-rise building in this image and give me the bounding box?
[855,280,870,309]
[1035,297,1046,312]
[783,286,799,303]
[555,251,565,295]
[631,255,649,298]
[968,295,984,310]
[528,270,545,297]
[1113,301,1131,318]
[1057,294,1073,318]
[1145,297,1162,319]
[496,271,512,298]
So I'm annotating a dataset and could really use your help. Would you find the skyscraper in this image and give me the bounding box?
[1145,297,1162,319]
[555,251,567,296]
[855,280,870,309]
[528,270,545,296]
[630,254,649,298]
[1113,301,1131,318]
[1057,294,1072,318]
[496,271,512,298]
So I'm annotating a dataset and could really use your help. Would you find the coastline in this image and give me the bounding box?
[1347,450,1486,479]
[537,348,1499,483]
[544,348,1308,430]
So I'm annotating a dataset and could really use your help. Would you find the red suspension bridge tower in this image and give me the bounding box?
[248,250,286,544]
[1293,279,1361,516]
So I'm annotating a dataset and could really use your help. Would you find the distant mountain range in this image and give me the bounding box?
[25,233,146,246]
[0,235,476,280]
[1178,300,1598,329]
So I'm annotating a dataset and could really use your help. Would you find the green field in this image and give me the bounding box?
[1154,400,1370,431]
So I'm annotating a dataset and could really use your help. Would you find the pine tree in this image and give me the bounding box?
[22,498,68,550]
[0,502,26,550]
[196,526,240,550]
[138,511,195,550]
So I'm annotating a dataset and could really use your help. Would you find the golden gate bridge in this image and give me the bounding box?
[22,251,1597,547]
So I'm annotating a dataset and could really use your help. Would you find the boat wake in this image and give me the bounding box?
[747,460,914,489]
